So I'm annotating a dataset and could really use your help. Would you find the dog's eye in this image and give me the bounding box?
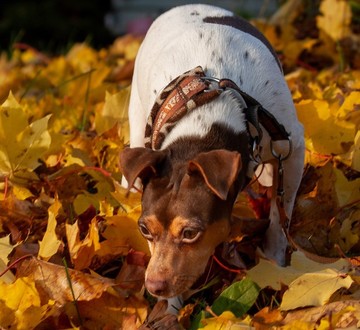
[139,224,153,240]
[182,228,201,243]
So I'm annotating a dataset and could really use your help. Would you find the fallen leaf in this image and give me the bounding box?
[211,278,260,318]
[280,269,353,310]
[247,251,349,290]
[66,217,100,270]
[282,300,360,328]
[38,199,62,261]
[94,87,130,138]
[0,92,51,176]
[199,311,253,330]
[317,0,352,41]
[0,235,15,283]
[0,276,56,330]
[296,99,356,155]
[17,257,114,304]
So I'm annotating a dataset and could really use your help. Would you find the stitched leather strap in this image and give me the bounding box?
[145,66,220,150]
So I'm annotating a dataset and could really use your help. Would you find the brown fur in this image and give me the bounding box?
[120,125,249,297]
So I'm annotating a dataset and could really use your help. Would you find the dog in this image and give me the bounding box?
[120,4,304,301]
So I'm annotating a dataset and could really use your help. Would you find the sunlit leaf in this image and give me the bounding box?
[247,251,349,290]
[296,99,355,155]
[38,199,62,261]
[317,0,352,41]
[94,88,130,138]
[66,218,100,270]
[0,235,15,283]
[0,276,55,330]
[280,269,353,310]
[0,92,51,176]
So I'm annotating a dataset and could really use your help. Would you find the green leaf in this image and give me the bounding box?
[211,278,260,318]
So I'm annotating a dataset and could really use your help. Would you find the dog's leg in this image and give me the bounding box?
[263,140,305,265]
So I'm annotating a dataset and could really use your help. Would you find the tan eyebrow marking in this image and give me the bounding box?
[169,216,204,238]
[140,215,164,237]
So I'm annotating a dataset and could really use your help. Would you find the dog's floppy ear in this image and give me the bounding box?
[188,150,242,200]
[120,147,168,189]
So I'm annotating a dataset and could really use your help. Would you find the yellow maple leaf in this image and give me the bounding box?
[334,167,360,207]
[94,87,131,139]
[296,99,355,155]
[200,311,249,330]
[337,90,360,123]
[38,199,62,261]
[0,277,55,330]
[66,217,100,270]
[0,235,15,284]
[0,92,51,176]
[317,0,352,41]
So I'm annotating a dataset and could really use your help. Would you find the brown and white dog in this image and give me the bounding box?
[120,4,304,302]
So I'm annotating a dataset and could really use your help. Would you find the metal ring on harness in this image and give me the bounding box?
[270,136,293,161]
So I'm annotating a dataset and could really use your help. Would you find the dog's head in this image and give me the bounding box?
[120,147,242,298]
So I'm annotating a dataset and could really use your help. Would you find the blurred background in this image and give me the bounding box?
[0,0,280,52]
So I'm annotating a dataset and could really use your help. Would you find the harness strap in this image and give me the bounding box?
[219,78,290,142]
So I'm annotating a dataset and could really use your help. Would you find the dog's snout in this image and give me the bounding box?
[145,278,168,296]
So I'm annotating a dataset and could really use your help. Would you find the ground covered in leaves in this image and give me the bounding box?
[0,0,360,329]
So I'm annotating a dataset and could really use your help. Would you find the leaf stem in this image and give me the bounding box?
[0,254,33,277]
[62,257,83,326]
[80,69,93,132]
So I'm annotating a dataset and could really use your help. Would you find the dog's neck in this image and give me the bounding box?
[163,121,250,195]
[160,90,247,150]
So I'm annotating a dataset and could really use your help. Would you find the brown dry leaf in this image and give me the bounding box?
[17,258,113,303]
[139,300,181,330]
[282,300,360,328]
[253,307,284,329]
[16,258,148,329]
[115,250,148,294]
[74,291,148,329]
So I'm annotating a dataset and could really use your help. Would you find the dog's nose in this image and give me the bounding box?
[145,278,168,296]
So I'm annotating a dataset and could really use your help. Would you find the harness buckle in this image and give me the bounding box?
[270,136,293,161]
[250,137,262,163]
[270,137,292,206]
[200,76,224,93]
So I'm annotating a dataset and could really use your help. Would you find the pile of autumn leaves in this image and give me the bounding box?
[0,0,359,329]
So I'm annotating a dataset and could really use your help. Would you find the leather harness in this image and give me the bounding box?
[144,66,291,163]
